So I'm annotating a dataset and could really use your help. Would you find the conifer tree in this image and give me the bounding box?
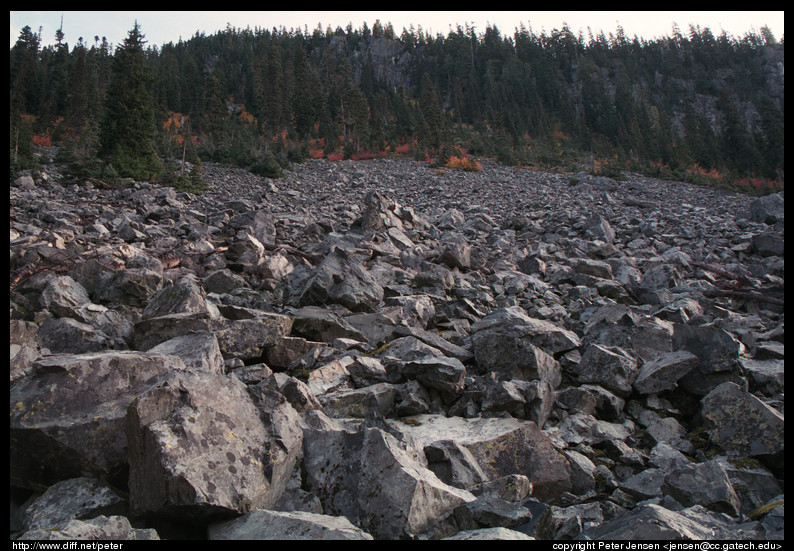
[419,74,443,150]
[98,22,161,180]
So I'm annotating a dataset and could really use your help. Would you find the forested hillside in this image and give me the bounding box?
[10,19,784,193]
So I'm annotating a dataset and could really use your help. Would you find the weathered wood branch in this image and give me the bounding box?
[701,288,784,306]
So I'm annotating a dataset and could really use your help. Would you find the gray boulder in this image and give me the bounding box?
[578,503,761,540]
[227,209,276,245]
[300,248,384,312]
[10,320,41,382]
[10,351,186,488]
[39,275,91,318]
[748,192,784,225]
[318,382,397,418]
[388,414,571,501]
[583,214,615,244]
[212,313,293,361]
[94,253,164,307]
[700,382,784,459]
[302,417,474,539]
[209,509,373,540]
[359,190,405,232]
[633,350,699,394]
[402,355,467,400]
[662,460,741,516]
[126,370,302,519]
[289,305,367,342]
[674,324,743,395]
[146,331,225,374]
[133,312,215,351]
[572,344,638,397]
[37,316,117,354]
[21,477,127,532]
[472,306,580,359]
[141,275,210,318]
[444,526,534,539]
[18,515,159,540]
[453,495,534,530]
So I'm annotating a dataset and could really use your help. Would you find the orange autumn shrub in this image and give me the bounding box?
[445,155,481,171]
[395,142,412,156]
[327,152,344,162]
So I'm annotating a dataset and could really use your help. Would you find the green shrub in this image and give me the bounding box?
[249,155,285,179]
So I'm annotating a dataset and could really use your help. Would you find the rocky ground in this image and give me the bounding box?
[10,155,784,540]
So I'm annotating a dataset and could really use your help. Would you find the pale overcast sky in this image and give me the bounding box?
[11,11,785,50]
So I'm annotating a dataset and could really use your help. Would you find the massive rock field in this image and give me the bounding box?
[10,156,784,540]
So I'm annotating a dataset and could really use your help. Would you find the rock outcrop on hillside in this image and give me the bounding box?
[10,157,784,540]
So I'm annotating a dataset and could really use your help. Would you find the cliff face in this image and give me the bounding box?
[328,33,783,139]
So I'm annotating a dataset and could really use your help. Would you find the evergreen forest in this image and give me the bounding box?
[9,18,784,195]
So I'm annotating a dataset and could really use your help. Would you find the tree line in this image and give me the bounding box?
[10,19,784,189]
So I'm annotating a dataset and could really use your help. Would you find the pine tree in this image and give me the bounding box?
[10,25,42,116]
[68,39,89,138]
[98,22,161,180]
[419,74,443,150]
[343,87,369,153]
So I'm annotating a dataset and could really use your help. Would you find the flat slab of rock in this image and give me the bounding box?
[209,509,374,540]
[146,331,224,374]
[18,515,159,540]
[633,350,699,394]
[579,503,761,540]
[443,526,534,540]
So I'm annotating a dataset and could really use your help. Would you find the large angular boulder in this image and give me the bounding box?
[359,190,405,232]
[94,253,164,307]
[700,382,784,460]
[39,275,91,318]
[17,515,159,540]
[133,312,215,351]
[141,275,210,319]
[662,459,741,516]
[21,477,128,533]
[633,350,699,394]
[571,344,638,397]
[302,415,475,539]
[146,331,225,374]
[227,209,276,246]
[209,509,374,540]
[10,351,187,489]
[748,192,784,225]
[288,305,367,342]
[674,324,743,395]
[299,248,384,312]
[317,382,397,418]
[439,234,472,270]
[126,370,302,520]
[401,355,467,400]
[387,414,571,501]
[583,213,615,244]
[472,306,580,358]
[471,306,574,385]
[582,304,674,362]
[10,320,41,382]
[579,503,762,540]
[37,316,117,354]
[213,313,293,360]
